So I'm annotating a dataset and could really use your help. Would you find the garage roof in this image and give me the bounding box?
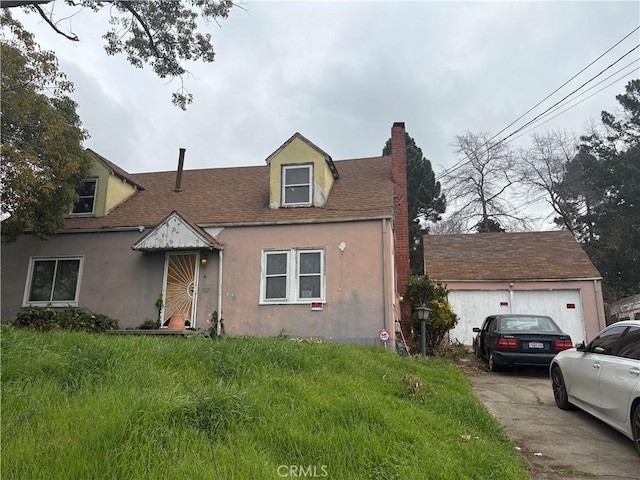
[424,231,601,281]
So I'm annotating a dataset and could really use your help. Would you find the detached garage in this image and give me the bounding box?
[424,231,606,346]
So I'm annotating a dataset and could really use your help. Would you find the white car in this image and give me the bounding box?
[550,320,640,456]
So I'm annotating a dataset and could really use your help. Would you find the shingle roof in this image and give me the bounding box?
[63,155,393,230]
[424,231,601,281]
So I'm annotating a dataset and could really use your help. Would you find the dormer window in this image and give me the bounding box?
[282,165,312,206]
[71,179,97,215]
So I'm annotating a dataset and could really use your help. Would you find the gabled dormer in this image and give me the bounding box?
[70,149,143,218]
[265,133,339,209]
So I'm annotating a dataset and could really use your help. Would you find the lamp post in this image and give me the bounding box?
[416,304,432,357]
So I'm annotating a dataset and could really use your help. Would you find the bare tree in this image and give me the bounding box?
[444,131,529,233]
[426,216,466,235]
[518,130,602,240]
[518,131,579,233]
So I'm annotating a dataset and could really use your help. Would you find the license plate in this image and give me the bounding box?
[529,342,544,349]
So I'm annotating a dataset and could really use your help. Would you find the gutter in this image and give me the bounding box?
[433,277,604,283]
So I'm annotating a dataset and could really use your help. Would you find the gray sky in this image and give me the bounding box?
[12,1,640,183]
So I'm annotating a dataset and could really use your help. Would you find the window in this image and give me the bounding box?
[71,179,98,215]
[588,325,626,355]
[24,257,83,306]
[261,249,324,303]
[265,251,289,300]
[282,165,312,206]
[614,327,640,360]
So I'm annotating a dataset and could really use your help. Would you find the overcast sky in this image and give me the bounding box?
[12,1,640,183]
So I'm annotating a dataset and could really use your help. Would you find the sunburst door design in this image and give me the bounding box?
[163,253,198,327]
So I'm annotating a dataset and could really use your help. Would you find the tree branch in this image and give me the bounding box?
[118,0,160,58]
[34,4,79,41]
[0,1,52,7]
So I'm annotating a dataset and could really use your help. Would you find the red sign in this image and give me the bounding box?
[567,303,575,309]
[379,329,390,342]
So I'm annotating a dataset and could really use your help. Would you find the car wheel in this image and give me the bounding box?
[632,403,640,458]
[488,351,500,372]
[551,365,573,410]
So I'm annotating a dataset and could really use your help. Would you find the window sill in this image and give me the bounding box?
[259,300,325,306]
[22,301,79,308]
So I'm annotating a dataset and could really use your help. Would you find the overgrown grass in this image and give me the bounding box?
[1,327,529,479]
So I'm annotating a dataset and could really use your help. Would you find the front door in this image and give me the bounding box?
[162,252,199,328]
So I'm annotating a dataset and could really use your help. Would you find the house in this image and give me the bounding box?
[423,231,606,345]
[1,123,412,347]
[608,294,640,323]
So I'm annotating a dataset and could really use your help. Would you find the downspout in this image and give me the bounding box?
[217,250,224,336]
[382,219,390,346]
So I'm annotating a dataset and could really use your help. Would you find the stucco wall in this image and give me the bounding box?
[2,220,394,345]
[1,230,164,327]
[267,137,334,208]
[214,221,390,345]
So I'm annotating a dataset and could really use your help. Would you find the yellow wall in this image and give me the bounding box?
[87,161,137,217]
[268,137,335,208]
[105,174,136,213]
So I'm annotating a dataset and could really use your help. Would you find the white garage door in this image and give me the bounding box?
[447,290,511,345]
[511,290,586,345]
[447,289,586,346]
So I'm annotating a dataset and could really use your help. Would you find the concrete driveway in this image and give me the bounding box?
[468,365,640,480]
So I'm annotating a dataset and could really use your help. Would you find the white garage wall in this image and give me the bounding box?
[448,289,586,346]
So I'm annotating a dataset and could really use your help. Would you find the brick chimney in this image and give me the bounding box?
[391,122,412,347]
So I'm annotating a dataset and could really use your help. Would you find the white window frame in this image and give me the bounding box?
[70,178,98,216]
[260,248,325,304]
[282,164,313,206]
[23,256,84,307]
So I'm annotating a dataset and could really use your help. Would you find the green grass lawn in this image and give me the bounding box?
[1,327,529,479]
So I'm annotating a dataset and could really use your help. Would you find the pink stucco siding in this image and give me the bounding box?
[209,220,395,345]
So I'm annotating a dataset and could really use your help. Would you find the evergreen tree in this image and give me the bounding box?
[383,133,446,274]
[571,80,640,301]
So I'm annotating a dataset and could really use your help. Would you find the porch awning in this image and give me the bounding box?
[132,210,223,252]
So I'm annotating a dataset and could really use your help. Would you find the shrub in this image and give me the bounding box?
[405,275,458,356]
[433,341,471,360]
[10,307,118,333]
[137,319,157,330]
[10,307,58,331]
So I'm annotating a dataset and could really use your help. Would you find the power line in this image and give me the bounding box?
[486,26,640,146]
[437,44,639,182]
[436,26,640,182]
[489,43,640,151]
[506,66,640,144]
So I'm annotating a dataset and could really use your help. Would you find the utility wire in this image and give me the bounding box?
[435,26,640,182]
[488,43,640,151]
[507,66,640,144]
[486,26,640,146]
[436,43,640,182]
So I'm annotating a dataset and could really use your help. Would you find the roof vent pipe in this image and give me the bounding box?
[174,148,186,192]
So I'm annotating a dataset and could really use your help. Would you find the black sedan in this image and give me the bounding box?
[473,314,573,371]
